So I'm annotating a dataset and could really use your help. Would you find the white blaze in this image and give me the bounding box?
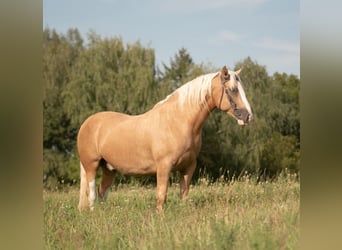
[237,82,252,115]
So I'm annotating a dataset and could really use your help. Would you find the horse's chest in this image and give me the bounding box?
[171,135,201,171]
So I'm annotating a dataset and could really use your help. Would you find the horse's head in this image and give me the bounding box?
[212,66,252,125]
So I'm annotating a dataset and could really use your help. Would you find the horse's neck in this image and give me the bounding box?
[190,105,211,134]
[173,99,212,135]
[186,91,218,134]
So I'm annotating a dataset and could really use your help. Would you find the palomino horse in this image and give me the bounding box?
[77,66,252,212]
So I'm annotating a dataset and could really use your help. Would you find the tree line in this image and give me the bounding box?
[43,28,300,189]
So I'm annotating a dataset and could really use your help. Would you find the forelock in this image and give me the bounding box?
[227,70,238,89]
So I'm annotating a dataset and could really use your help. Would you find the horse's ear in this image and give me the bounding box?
[235,68,242,75]
[221,66,230,80]
[221,66,228,75]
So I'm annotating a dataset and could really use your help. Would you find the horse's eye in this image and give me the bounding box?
[232,87,239,94]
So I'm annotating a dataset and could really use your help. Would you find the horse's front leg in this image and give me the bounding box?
[156,166,170,213]
[179,162,196,200]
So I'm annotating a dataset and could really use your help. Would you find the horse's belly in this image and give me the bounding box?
[100,136,156,175]
[115,164,157,176]
[105,157,157,176]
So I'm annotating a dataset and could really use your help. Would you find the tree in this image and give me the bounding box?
[43,29,300,188]
[198,57,300,180]
[160,48,207,90]
[62,34,157,126]
[43,28,84,188]
[44,30,158,188]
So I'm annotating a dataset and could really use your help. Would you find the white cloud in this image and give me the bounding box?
[257,54,300,76]
[219,30,241,42]
[209,30,242,45]
[254,37,300,53]
[147,0,269,13]
[252,37,300,75]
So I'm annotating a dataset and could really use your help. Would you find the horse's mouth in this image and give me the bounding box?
[227,113,248,126]
[227,110,252,126]
[237,119,245,126]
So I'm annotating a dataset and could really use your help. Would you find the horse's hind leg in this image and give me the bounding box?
[98,163,115,202]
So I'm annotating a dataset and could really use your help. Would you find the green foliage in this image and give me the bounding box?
[62,35,157,127]
[197,57,300,181]
[43,28,300,189]
[161,47,208,89]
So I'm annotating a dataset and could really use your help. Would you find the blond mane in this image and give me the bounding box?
[176,72,219,108]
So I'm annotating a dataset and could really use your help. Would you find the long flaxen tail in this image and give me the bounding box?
[78,162,89,211]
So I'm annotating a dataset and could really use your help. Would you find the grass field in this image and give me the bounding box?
[44,172,299,249]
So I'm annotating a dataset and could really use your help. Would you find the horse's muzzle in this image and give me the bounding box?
[235,109,252,125]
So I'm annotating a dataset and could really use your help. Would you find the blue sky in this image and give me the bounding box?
[43,0,299,76]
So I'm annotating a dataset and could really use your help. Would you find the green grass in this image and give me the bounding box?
[44,172,299,249]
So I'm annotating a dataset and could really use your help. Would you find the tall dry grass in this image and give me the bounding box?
[44,172,299,249]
